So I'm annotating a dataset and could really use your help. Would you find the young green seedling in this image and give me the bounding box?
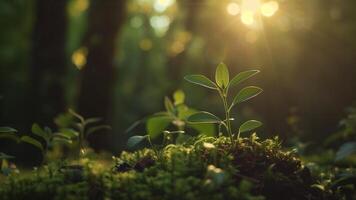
[185,63,263,144]
[67,109,111,156]
[27,123,76,160]
[126,90,214,142]
[0,127,46,161]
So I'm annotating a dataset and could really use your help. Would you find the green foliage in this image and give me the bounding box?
[0,135,336,200]
[127,135,150,149]
[66,109,111,156]
[229,70,260,88]
[0,109,110,163]
[0,152,14,160]
[231,86,263,109]
[184,75,217,90]
[185,63,262,143]
[20,136,44,152]
[325,104,356,161]
[127,90,214,148]
[0,127,17,133]
[215,63,229,88]
[238,120,263,138]
[335,142,356,161]
[0,126,48,158]
[187,111,221,124]
[0,127,19,142]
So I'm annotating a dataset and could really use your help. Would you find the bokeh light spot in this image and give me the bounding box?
[260,1,279,17]
[241,11,255,25]
[150,15,171,36]
[227,2,240,16]
[153,0,175,13]
[72,47,88,70]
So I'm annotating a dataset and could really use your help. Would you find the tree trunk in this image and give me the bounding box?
[30,0,68,127]
[167,0,204,81]
[78,0,126,150]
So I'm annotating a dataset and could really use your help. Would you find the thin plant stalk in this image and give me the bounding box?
[218,89,234,145]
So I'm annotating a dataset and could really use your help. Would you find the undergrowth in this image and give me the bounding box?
[0,135,337,200]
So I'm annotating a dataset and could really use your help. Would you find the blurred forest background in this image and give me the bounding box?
[1,0,356,156]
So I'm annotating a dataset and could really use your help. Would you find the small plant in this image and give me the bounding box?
[1,125,75,163]
[184,63,263,144]
[126,90,214,149]
[66,109,111,156]
[332,104,356,161]
[26,123,76,161]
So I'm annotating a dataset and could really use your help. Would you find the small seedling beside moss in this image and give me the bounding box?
[185,63,263,144]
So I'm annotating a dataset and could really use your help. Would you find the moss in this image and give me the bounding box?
[0,135,335,200]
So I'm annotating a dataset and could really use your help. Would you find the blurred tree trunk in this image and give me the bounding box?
[78,0,126,149]
[30,0,68,126]
[167,0,204,81]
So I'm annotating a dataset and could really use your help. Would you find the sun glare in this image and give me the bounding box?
[226,0,279,26]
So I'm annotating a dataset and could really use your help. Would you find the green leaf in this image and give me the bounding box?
[187,111,221,124]
[0,133,20,142]
[53,133,72,140]
[52,137,73,144]
[0,152,15,160]
[54,113,74,128]
[127,135,148,149]
[31,123,49,142]
[21,136,44,152]
[330,175,356,189]
[164,97,175,115]
[215,63,229,88]
[152,112,170,117]
[176,105,193,120]
[229,70,260,88]
[86,125,111,136]
[58,128,79,138]
[239,120,262,133]
[189,123,216,136]
[146,116,173,138]
[173,90,185,105]
[336,142,356,161]
[184,75,217,90]
[68,109,85,123]
[0,127,17,133]
[231,86,263,108]
[84,117,102,126]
